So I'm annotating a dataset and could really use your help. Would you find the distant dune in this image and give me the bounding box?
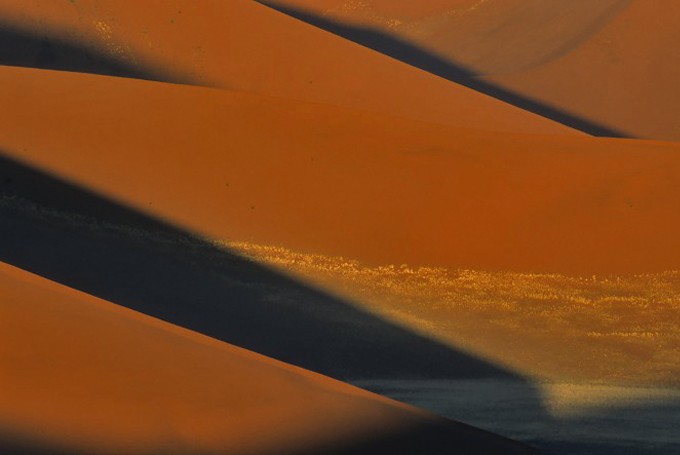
[0,0,574,135]
[0,262,535,454]
[1,65,679,275]
[487,0,680,141]
[259,0,630,75]
[259,0,679,140]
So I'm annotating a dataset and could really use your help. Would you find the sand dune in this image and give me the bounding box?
[259,0,630,75]
[2,2,677,454]
[0,0,574,135]
[487,0,680,141]
[1,65,679,275]
[0,262,535,454]
[261,0,679,140]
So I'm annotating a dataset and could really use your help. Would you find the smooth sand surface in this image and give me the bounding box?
[487,0,680,141]
[0,262,535,454]
[1,66,679,275]
[0,0,575,135]
[259,0,629,74]
[261,0,679,140]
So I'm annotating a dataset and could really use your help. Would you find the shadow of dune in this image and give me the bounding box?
[0,438,74,455]
[0,151,530,382]
[0,420,538,455]
[256,2,629,138]
[285,419,539,455]
[0,22,194,85]
[10,152,674,454]
[362,379,680,455]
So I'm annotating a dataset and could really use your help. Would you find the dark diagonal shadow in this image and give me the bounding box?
[0,420,538,455]
[0,22,194,85]
[256,2,630,138]
[0,151,529,382]
[0,151,549,452]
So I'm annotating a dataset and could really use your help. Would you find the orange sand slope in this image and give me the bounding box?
[0,0,576,135]
[0,262,533,455]
[1,66,679,275]
[487,0,680,141]
[259,0,629,75]
[260,0,679,140]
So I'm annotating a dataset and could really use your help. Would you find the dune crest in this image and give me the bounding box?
[259,0,630,74]
[0,0,577,135]
[260,0,679,140]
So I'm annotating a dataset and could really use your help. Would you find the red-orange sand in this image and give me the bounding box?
[0,262,533,454]
[488,0,680,141]
[1,65,679,275]
[260,0,629,75]
[261,0,680,140]
[0,0,575,135]
[0,2,678,452]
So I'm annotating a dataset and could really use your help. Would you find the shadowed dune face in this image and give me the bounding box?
[0,152,522,382]
[0,263,538,455]
[0,0,577,135]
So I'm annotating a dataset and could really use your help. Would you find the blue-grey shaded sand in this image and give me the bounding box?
[356,379,680,455]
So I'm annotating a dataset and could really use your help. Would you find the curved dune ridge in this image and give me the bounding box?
[0,0,575,135]
[0,262,535,454]
[259,0,680,140]
[1,66,679,275]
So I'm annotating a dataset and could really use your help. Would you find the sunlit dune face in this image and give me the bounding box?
[486,0,680,141]
[0,0,575,134]
[229,241,680,387]
[260,0,631,74]
[259,0,680,140]
[0,67,678,277]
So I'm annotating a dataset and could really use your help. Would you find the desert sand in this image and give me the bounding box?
[487,0,680,141]
[258,0,630,75]
[259,0,680,140]
[232,243,680,387]
[0,261,534,454]
[0,1,678,454]
[0,0,574,135]
[1,65,679,275]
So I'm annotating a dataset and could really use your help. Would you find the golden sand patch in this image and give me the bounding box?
[224,241,680,387]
